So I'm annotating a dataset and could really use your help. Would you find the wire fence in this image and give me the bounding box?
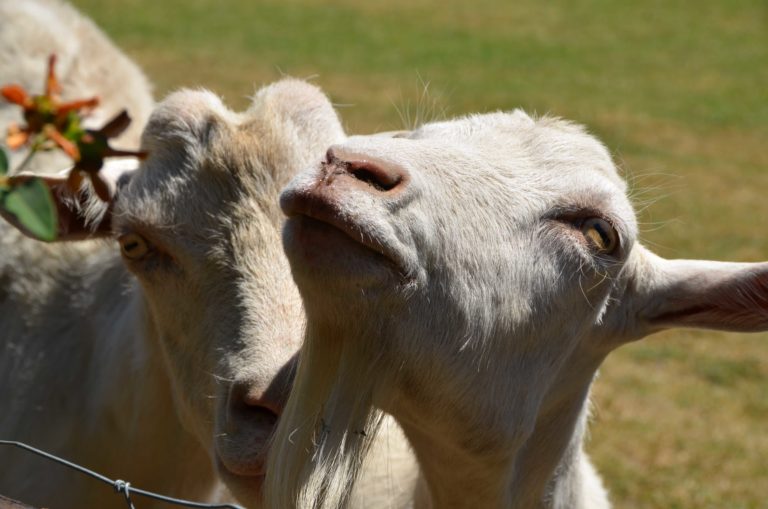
[0,440,245,509]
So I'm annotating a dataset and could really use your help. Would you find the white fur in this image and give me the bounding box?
[268,110,768,508]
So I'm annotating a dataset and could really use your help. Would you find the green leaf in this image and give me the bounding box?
[0,148,8,176]
[1,177,57,241]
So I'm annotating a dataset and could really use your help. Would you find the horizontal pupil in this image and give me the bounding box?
[592,223,609,245]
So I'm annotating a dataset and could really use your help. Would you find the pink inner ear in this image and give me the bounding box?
[652,265,768,332]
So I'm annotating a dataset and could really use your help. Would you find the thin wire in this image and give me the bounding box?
[0,440,245,509]
[115,480,136,509]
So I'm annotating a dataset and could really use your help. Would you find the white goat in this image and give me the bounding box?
[266,110,768,508]
[0,0,153,174]
[1,78,424,509]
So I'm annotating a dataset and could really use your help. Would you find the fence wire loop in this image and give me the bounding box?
[115,480,136,509]
[0,440,245,509]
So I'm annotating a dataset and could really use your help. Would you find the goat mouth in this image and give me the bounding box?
[215,404,278,479]
[282,189,406,273]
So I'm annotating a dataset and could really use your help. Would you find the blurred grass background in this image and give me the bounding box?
[71,0,767,507]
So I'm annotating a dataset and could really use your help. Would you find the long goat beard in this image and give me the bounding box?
[265,320,387,509]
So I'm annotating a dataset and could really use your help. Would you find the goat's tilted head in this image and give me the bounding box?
[112,80,345,504]
[24,79,346,505]
[268,110,768,508]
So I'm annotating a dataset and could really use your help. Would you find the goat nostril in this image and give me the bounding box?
[324,148,408,192]
[233,384,285,417]
[348,161,404,192]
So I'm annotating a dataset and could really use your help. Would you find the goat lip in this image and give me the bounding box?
[219,459,267,478]
[282,188,401,270]
[214,456,266,500]
[216,450,268,479]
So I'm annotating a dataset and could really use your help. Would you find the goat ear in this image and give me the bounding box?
[2,159,137,241]
[247,79,345,145]
[142,90,228,151]
[627,247,768,335]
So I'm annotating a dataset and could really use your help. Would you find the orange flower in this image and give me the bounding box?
[1,54,99,153]
[1,54,146,202]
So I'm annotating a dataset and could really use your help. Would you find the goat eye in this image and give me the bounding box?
[581,218,619,254]
[119,233,150,260]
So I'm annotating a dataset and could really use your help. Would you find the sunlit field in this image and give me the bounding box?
[72,1,768,507]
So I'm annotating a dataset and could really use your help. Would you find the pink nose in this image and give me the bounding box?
[326,147,408,193]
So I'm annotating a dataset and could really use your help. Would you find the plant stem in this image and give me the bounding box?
[13,145,40,174]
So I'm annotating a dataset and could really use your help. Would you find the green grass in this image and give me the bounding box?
[70,1,768,507]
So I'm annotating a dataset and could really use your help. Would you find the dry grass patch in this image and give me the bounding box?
[591,331,768,508]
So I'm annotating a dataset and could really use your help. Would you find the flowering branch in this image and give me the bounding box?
[0,54,147,240]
